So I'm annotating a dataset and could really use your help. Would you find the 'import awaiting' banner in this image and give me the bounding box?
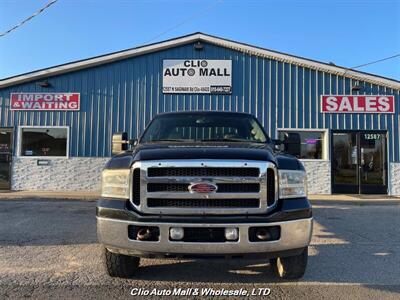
[10,93,80,111]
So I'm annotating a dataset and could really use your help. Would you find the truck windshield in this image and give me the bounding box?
[140,113,269,143]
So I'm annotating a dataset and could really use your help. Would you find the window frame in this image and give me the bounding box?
[276,128,329,161]
[17,126,70,158]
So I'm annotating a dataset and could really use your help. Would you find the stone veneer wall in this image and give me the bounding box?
[390,163,400,196]
[11,157,109,191]
[11,157,399,195]
[300,160,331,195]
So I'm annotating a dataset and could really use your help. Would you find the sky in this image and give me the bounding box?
[0,0,399,80]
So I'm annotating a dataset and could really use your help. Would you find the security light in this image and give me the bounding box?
[194,41,204,51]
[351,84,362,92]
[37,81,52,88]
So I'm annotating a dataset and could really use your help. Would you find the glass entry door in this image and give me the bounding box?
[332,131,387,194]
[359,132,387,194]
[332,132,359,193]
[0,129,13,190]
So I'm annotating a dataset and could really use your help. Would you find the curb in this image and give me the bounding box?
[0,197,98,202]
[310,199,400,206]
[0,192,99,201]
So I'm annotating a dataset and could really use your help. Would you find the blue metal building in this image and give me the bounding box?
[0,33,399,194]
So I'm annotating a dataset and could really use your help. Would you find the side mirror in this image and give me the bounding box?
[282,132,301,157]
[272,139,282,151]
[129,139,138,146]
[112,132,129,155]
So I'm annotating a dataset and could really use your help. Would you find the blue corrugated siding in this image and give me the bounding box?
[0,42,399,161]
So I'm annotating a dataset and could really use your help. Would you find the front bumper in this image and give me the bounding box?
[97,216,313,258]
[97,197,312,258]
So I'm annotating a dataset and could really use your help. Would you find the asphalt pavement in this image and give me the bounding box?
[0,199,399,299]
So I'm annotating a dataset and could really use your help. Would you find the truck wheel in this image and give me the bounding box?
[103,248,140,278]
[270,247,308,279]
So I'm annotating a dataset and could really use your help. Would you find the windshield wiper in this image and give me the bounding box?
[201,138,266,143]
[201,138,248,143]
[149,139,194,142]
[147,138,264,143]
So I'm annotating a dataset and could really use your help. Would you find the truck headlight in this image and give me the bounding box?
[101,169,131,199]
[278,170,307,199]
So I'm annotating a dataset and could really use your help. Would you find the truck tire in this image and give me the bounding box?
[103,248,140,278]
[270,247,308,279]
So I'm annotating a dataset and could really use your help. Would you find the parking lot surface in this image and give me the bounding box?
[0,199,399,299]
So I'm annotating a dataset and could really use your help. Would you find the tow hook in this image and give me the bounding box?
[136,227,152,241]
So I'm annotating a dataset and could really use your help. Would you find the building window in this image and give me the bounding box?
[278,130,326,160]
[20,127,68,157]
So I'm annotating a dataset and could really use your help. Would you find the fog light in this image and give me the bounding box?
[170,227,184,240]
[225,227,239,241]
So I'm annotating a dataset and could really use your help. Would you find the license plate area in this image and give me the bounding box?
[169,227,229,243]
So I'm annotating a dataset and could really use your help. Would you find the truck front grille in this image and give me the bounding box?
[131,160,277,215]
[147,183,260,193]
[267,168,276,206]
[147,167,259,177]
[132,168,141,205]
[147,198,260,208]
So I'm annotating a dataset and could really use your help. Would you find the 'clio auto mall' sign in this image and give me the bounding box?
[163,59,232,94]
[321,95,395,113]
[10,93,80,111]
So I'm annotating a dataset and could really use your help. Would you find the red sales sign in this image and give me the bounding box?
[321,95,394,113]
[10,93,80,111]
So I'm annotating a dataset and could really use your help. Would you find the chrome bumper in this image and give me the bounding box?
[97,217,313,256]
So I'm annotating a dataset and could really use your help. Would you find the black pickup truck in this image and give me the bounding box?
[97,111,312,279]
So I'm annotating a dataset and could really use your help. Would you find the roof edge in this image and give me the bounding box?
[0,33,203,89]
[0,32,399,90]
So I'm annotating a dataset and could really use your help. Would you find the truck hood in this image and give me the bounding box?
[133,142,276,162]
[105,142,303,171]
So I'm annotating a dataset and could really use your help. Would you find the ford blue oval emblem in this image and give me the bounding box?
[188,182,217,194]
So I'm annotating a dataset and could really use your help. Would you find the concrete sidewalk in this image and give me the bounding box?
[308,194,400,205]
[0,190,399,205]
[0,190,99,201]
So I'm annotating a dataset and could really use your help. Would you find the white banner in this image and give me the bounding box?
[163,59,232,94]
